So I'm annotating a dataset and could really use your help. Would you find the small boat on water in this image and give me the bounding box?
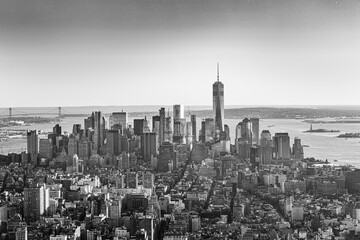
[303,145,310,147]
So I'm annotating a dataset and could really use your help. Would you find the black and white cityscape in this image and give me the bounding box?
[1,0,360,239]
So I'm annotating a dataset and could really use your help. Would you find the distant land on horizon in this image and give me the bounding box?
[2,105,360,120]
[2,104,360,112]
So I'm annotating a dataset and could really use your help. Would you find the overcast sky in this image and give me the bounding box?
[1,0,360,107]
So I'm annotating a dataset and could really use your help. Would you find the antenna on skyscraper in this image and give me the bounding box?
[217,62,219,82]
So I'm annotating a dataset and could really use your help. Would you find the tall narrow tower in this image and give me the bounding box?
[213,63,224,132]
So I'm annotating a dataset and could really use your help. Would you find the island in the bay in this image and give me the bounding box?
[303,124,340,133]
[337,132,360,138]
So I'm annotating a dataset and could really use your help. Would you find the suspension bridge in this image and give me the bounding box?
[0,107,64,119]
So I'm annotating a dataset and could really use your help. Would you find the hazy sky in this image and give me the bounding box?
[1,0,360,107]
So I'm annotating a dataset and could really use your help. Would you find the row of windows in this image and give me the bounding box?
[213,91,224,96]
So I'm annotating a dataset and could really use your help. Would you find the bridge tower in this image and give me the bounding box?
[58,107,62,118]
[9,108,12,118]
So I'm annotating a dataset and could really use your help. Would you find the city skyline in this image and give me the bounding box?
[1,1,360,236]
[1,0,360,107]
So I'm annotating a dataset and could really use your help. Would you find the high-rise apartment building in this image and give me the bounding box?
[23,185,49,222]
[106,199,122,227]
[125,172,138,188]
[213,63,224,132]
[15,227,27,240]
[0,202,8,223]
[141,171,155,188]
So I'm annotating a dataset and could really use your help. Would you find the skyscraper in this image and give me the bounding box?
[142,132,157,162]
[173,118,186,144]
[250,146,260,170]
[164,115,173,143]
[72,124,81,135]
[250,118,260,144]
[23,185,49,222]
[199,119,206,143]
[134,119,146,136]
[191,115,197,143]
[158,142,176,172]
[213,63,224,132]
[67,134,78,156]
[223,124,230,141]
[152,115,160,134]
[27,130,38,165]
[292,137,304,160]
[159,108,165,145]
[92,111,105,151]
[84,112,94,130]
[143,116,151,133]
[109,111,128,129]
[260,130,273,165]
[106,130,121,156]
[204,118,215,142]
[173,104,186,144]
[241,118,252,143]
[235,122,242,151]
[237,138,251,161]
[273,133,291,160]
[53,124,62,135]
[235,118,252,156]
[78,134,92,160]
[39,138,53,159]
[173,104,184,120]
[186,121,193,146]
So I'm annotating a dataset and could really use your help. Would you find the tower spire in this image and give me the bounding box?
[217,62,219,82]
